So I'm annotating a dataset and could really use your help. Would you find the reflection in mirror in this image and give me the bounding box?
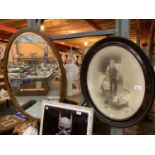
[7,32,62,119]
[57,36,104,103]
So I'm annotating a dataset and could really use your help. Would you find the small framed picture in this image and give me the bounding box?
[80,37,155,127]
[40,100,94,135]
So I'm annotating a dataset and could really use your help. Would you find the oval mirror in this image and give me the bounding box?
[4,29,66,120]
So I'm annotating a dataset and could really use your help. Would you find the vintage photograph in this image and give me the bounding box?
[87,45,146,120]
[40,102,94,135]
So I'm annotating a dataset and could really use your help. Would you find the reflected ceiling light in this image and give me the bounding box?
[40,25,45,31]
[84,41,88,46]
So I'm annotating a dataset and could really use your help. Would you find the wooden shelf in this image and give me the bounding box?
[0,82,6,89]
[13,57,56,60]
[0,82,5,86]
[0,75,4,79]
[0,61,3,67]
[16,82,48,96]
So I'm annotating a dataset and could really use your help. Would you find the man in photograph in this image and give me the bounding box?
[106,59,119,96]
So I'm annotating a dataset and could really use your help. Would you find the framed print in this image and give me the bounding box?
[40,100,94,135]
[80,37,155,128]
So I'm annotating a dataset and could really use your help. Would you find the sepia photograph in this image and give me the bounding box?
[80,37,155,128]
[87,44,145,120]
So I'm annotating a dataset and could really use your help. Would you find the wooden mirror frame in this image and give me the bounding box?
[3,28,66,121]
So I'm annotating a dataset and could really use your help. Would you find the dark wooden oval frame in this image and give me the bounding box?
[80,37,155,128]
[4,28,66,121]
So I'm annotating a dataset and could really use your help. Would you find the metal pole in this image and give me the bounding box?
[110,127,124,135]
[27,19,37,29]
[50,29,115,40]
[115,19,129,38]
[110,19,130,135]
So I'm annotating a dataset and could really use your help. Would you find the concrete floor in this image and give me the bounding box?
[0,102,15,116]
[124,115,155,135]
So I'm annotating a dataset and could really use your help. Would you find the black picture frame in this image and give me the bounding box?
[80,37,155,128]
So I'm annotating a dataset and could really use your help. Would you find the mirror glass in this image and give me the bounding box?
[56,36,104,103]
[7,31,64,119]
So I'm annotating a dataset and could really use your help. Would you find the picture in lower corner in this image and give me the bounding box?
[40,102,93,135]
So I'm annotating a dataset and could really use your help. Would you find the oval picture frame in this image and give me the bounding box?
[80,37,155,127]
[4,28,66,121]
